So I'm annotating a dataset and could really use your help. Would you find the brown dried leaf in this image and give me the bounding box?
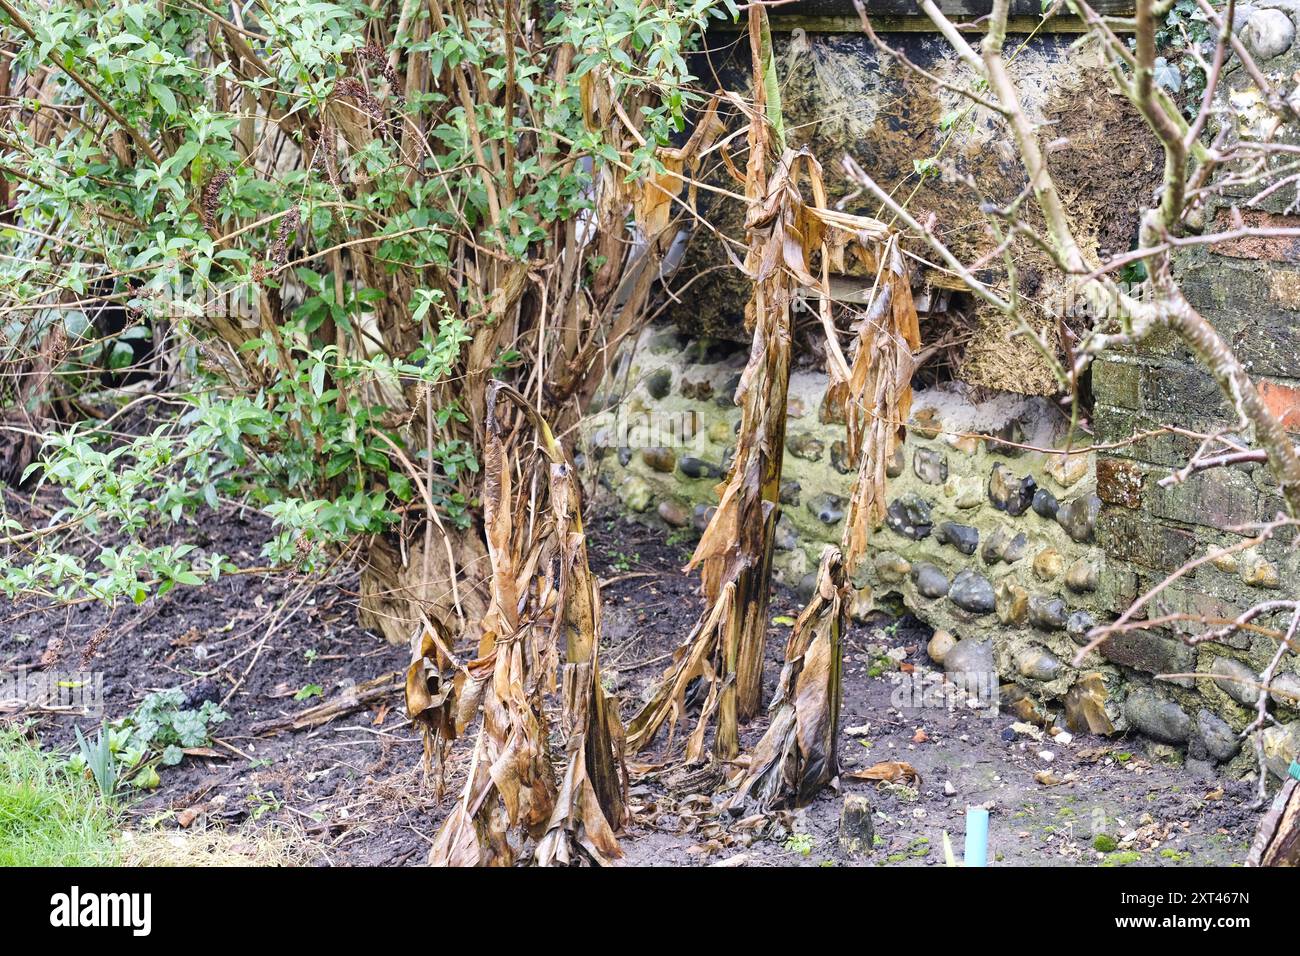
[847,761,921,786]
[724,547,846,813]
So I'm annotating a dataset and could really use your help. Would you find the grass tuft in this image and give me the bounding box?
[2,726,316,866]
[0,726,122,866]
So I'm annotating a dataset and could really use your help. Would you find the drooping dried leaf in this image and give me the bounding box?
[847,761,921,786]
[634,96,724,238]
[1248,778,1300,866]
[626,583,735,760]
[837,236,920,575]
[405,616,457,798]
[724,547,846,812]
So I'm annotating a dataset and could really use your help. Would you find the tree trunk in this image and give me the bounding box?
[1248,777,1300,866]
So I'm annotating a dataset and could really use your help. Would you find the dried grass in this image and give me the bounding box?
[118,822,318,867]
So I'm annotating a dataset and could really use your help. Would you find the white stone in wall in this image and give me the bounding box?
[1243,7,1296,60]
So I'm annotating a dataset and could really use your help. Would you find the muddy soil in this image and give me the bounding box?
[1,503,430,866]
[0,504,1261,867]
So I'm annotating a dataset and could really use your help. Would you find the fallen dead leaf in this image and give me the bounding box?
[847,761,921,786]
[180,747,224,759]
[912,728,929,744]
[176,806,202,828]
[170,627,204,647]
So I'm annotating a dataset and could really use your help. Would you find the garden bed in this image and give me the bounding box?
[0,504,1261,866]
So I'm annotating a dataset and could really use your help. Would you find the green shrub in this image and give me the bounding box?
[0,0,735,612]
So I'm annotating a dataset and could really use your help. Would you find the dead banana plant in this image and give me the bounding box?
[534,440,628,866]
[518,390,628,866]
[622,146,803,762]
[623,6,791,763]
[425,383,626,866]
[835,234,921,576]
[427,385,556,866]
[626,7,904,767]
[725,236,919,810]
[724,545,846,811]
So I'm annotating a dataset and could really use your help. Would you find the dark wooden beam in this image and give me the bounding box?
[711,0,1136,32]
[759,0,1133,15]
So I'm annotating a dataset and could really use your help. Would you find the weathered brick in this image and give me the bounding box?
[1200,309,1300,380]
[1097,506,1196,571]
[1099,631,1195,678]
[1104,219,1300,678]
[1098,560,1138,610]
[1159,586,1251,650]
[1091,358,1139,411]
[1144,466,1261,529]
[1178,264,1232,313]
[1096,457,1146,509]
[1257,379,1300,431]
[1268,268,1300,310]
[1180,256,1274,317]
[1209,210,1300,263]
[1093,405,1223,468]
[1093,403,1137,447]
[1139,362,1230,419]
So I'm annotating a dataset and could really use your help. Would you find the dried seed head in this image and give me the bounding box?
[45,321,68,366]
[270,206,301,268]
[357,42,403,105]
[40,633,65,668]
[311,125,340,187]
[80,624,110,668]
[335,76,384,122]
[201,170,232,229]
